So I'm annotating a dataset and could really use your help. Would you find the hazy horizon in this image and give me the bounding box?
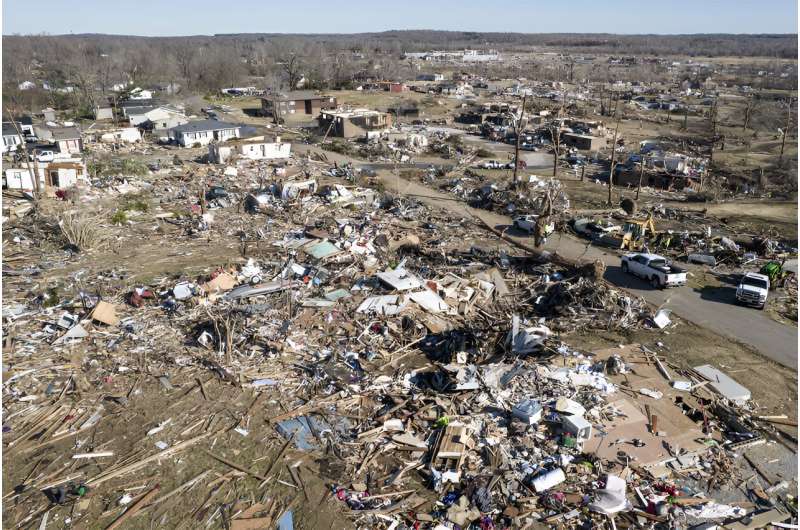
[3,0,798,37]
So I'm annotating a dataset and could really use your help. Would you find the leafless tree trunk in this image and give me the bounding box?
[779,97,793,168]
[512,94,527,189]
[607,97,620,207]
[281,53,303,90]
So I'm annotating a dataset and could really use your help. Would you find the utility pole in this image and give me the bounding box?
[551,125,560,178]
[779,97,793,168]
[512,94,527,190]
[636,154,647,200]
[742,94,753,132]
[607,97,620,207]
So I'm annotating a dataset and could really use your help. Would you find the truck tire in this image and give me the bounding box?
[650,276,661,288]
[621,262,628,273]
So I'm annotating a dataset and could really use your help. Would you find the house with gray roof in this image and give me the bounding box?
[168,120,241,147]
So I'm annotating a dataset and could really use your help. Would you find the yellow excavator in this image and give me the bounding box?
[620,213,657,251]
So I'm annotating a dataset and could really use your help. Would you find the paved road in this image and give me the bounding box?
[293,142,797,368]
[376,171,799,369]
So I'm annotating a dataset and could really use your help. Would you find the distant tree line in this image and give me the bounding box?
[1,31,796,114]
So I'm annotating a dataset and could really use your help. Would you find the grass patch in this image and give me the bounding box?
[110,211,128,225]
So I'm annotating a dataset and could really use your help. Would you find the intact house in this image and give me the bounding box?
[169,120,241,147]
[4,159,88,191]
[33,126,84,154]
[120,99,157,117]
[319,109,393,139]
[208,135,291,164]
[94,104,114,120]
[261,91,337,123]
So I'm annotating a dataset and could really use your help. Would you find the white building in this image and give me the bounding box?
[208,136,291,163]
[100,127,142,143]
[4,159,88,191]
[128,106,186,128]
[2,124,22,153]
[169,120,241,147]
[128,87,153,100]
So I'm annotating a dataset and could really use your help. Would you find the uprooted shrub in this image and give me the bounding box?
[57,212,110,251]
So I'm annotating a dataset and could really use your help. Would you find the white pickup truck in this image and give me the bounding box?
[735,272,769,309]
[621,253,687,288]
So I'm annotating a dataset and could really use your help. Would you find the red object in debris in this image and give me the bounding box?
[128,289,154,307]
[103,376,113,384]
[653,482,678,496]
[55,189,67,200]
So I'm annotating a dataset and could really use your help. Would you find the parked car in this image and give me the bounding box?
[521,143,538,151]
[735,272,769,309]
[621,253,687,288]
[477,160,504,169]
[34,150,55,162]
[513,214,538,233]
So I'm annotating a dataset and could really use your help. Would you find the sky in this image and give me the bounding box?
[2,0,798,36]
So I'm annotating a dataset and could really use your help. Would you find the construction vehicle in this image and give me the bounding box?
[620,213,657,251]
[760,260,788,289]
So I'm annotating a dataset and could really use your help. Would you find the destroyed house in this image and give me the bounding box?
[94,103,114,120]
[561,132,606,151]
[319,109,393,139]
[42,126,83,154]
[2,124,23,153]
[169,120,241,147]
[130,106,189,133]
[4,159,87,190]
[387,104,421,118]
[208,135,291,164]
[260,91,337,123]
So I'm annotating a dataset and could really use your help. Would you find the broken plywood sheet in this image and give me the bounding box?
[586,346,710,467]
[474,267,509,297]
[202,272,237,294]
[91,301,119,326]
[431,422,471,484]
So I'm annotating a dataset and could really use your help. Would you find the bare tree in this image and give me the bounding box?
[174,44,197,91]
[280,53,303,90]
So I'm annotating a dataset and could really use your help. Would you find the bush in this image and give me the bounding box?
[110,211,128,224]
[475,148,494,158]
[58,212,109,251]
